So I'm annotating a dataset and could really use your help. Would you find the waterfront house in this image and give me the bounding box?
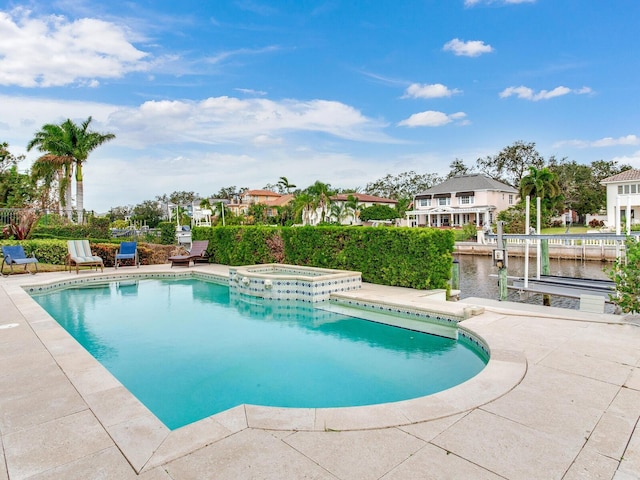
[600,169,640,232]
[406,174,518,228]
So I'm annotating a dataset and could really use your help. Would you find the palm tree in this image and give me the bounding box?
[519,166,563,212]
[27,125,75,219]
[30,154,71,215]
[64,117,115,223]
[28,117,115,223]
[330,202,349,224]
[277,176,296,194]
[307,181,333,223]
[293,192,316,225]
[345,194,362,224]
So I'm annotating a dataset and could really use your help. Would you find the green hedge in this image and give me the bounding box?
[0,239,154,267]
[192,226,454,290]
[30,217,111,240]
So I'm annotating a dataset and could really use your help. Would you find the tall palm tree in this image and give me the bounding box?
[28,117,115,223]
[64,117,115,223]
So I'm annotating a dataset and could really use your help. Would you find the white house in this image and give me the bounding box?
[305,193,398,225]
[600,169,640,232]
[406,174,518,228]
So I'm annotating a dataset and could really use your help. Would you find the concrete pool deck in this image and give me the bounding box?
[0,264,639,479]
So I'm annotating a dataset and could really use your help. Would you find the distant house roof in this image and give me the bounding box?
[265,194,294,207]
[600,169,640,183]
[330,193,397,204]
[415,174,517,198]
[244,189,281,196]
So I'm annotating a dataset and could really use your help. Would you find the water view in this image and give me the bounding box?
[457,254,614,312]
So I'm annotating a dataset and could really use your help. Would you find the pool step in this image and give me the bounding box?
[316,303,458,339]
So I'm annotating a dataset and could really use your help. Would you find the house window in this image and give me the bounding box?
[438,197,450,206]
[508,195,514,205]
[459,195,474,205]
[625,185,630,194]
[632,185,637,194]
[618,186,624,194]
[462,214,470,224]
[419,198,431,207]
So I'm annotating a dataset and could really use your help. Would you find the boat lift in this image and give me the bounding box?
[491,197,622,312]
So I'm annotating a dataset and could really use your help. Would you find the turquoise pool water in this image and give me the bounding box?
[32,278,487,430]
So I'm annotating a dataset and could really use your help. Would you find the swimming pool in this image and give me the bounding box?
[31,278,487,430]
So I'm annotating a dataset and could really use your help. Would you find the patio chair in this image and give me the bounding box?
[66,240,104,274]
[115,241,140,269]
[1,245,39,276]
[168,240,209,267]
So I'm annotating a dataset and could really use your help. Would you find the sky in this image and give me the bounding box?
[1,0,639,212]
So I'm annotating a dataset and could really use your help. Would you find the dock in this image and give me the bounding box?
[509,275,615,301]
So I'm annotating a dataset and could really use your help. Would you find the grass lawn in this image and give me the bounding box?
[540,226,590,234]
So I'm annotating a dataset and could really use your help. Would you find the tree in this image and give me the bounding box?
[359,204,399,222]
[330,202,349,224]
[306,180,334,223]
[345,194,362,223]
[519,166,563,214]
[447,158,472,178]
[27,117,115,223]
[293,192,316,225]
[365,171,442,200]
[108,205,132,222]
[0,143,35,208]
[549,158,632,219]
[277,176,297,194]
[608,236,640,313]
[131,200,164,228]
[27,126,74,219]
[476,140,545,187]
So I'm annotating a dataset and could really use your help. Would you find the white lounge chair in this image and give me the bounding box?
[66,240,104,274]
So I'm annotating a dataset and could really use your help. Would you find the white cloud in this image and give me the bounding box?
[206,46,279,65]
[555,135,640,148]
[108,96,392,147]
[403,83,461,99]
[500,85,592,101]
[398,110,467,127]
[0,8,149,87]
[443,38,493,57]
[610,151,640,169]
[236,88,268,96]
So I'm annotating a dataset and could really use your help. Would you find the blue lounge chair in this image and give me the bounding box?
[115,241,140,269]
[1,245,39,276]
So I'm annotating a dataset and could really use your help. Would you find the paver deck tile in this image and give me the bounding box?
[284,429,425,480]
[2,266,640,479]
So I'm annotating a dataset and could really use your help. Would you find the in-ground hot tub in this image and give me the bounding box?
[228,263,362,302]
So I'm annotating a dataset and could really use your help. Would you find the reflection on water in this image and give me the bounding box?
[457,254,615,312]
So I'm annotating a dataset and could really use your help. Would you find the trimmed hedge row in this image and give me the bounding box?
[0,240,170,268]
[193,226,454,290]
[30,221,111,240]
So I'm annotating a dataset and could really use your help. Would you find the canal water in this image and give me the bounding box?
[456,254,616,312]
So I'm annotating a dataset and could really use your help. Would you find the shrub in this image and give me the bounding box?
[608,236,640,313]
[589,218,604,228]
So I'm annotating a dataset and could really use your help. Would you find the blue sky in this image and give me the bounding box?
[1,0,639,212]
